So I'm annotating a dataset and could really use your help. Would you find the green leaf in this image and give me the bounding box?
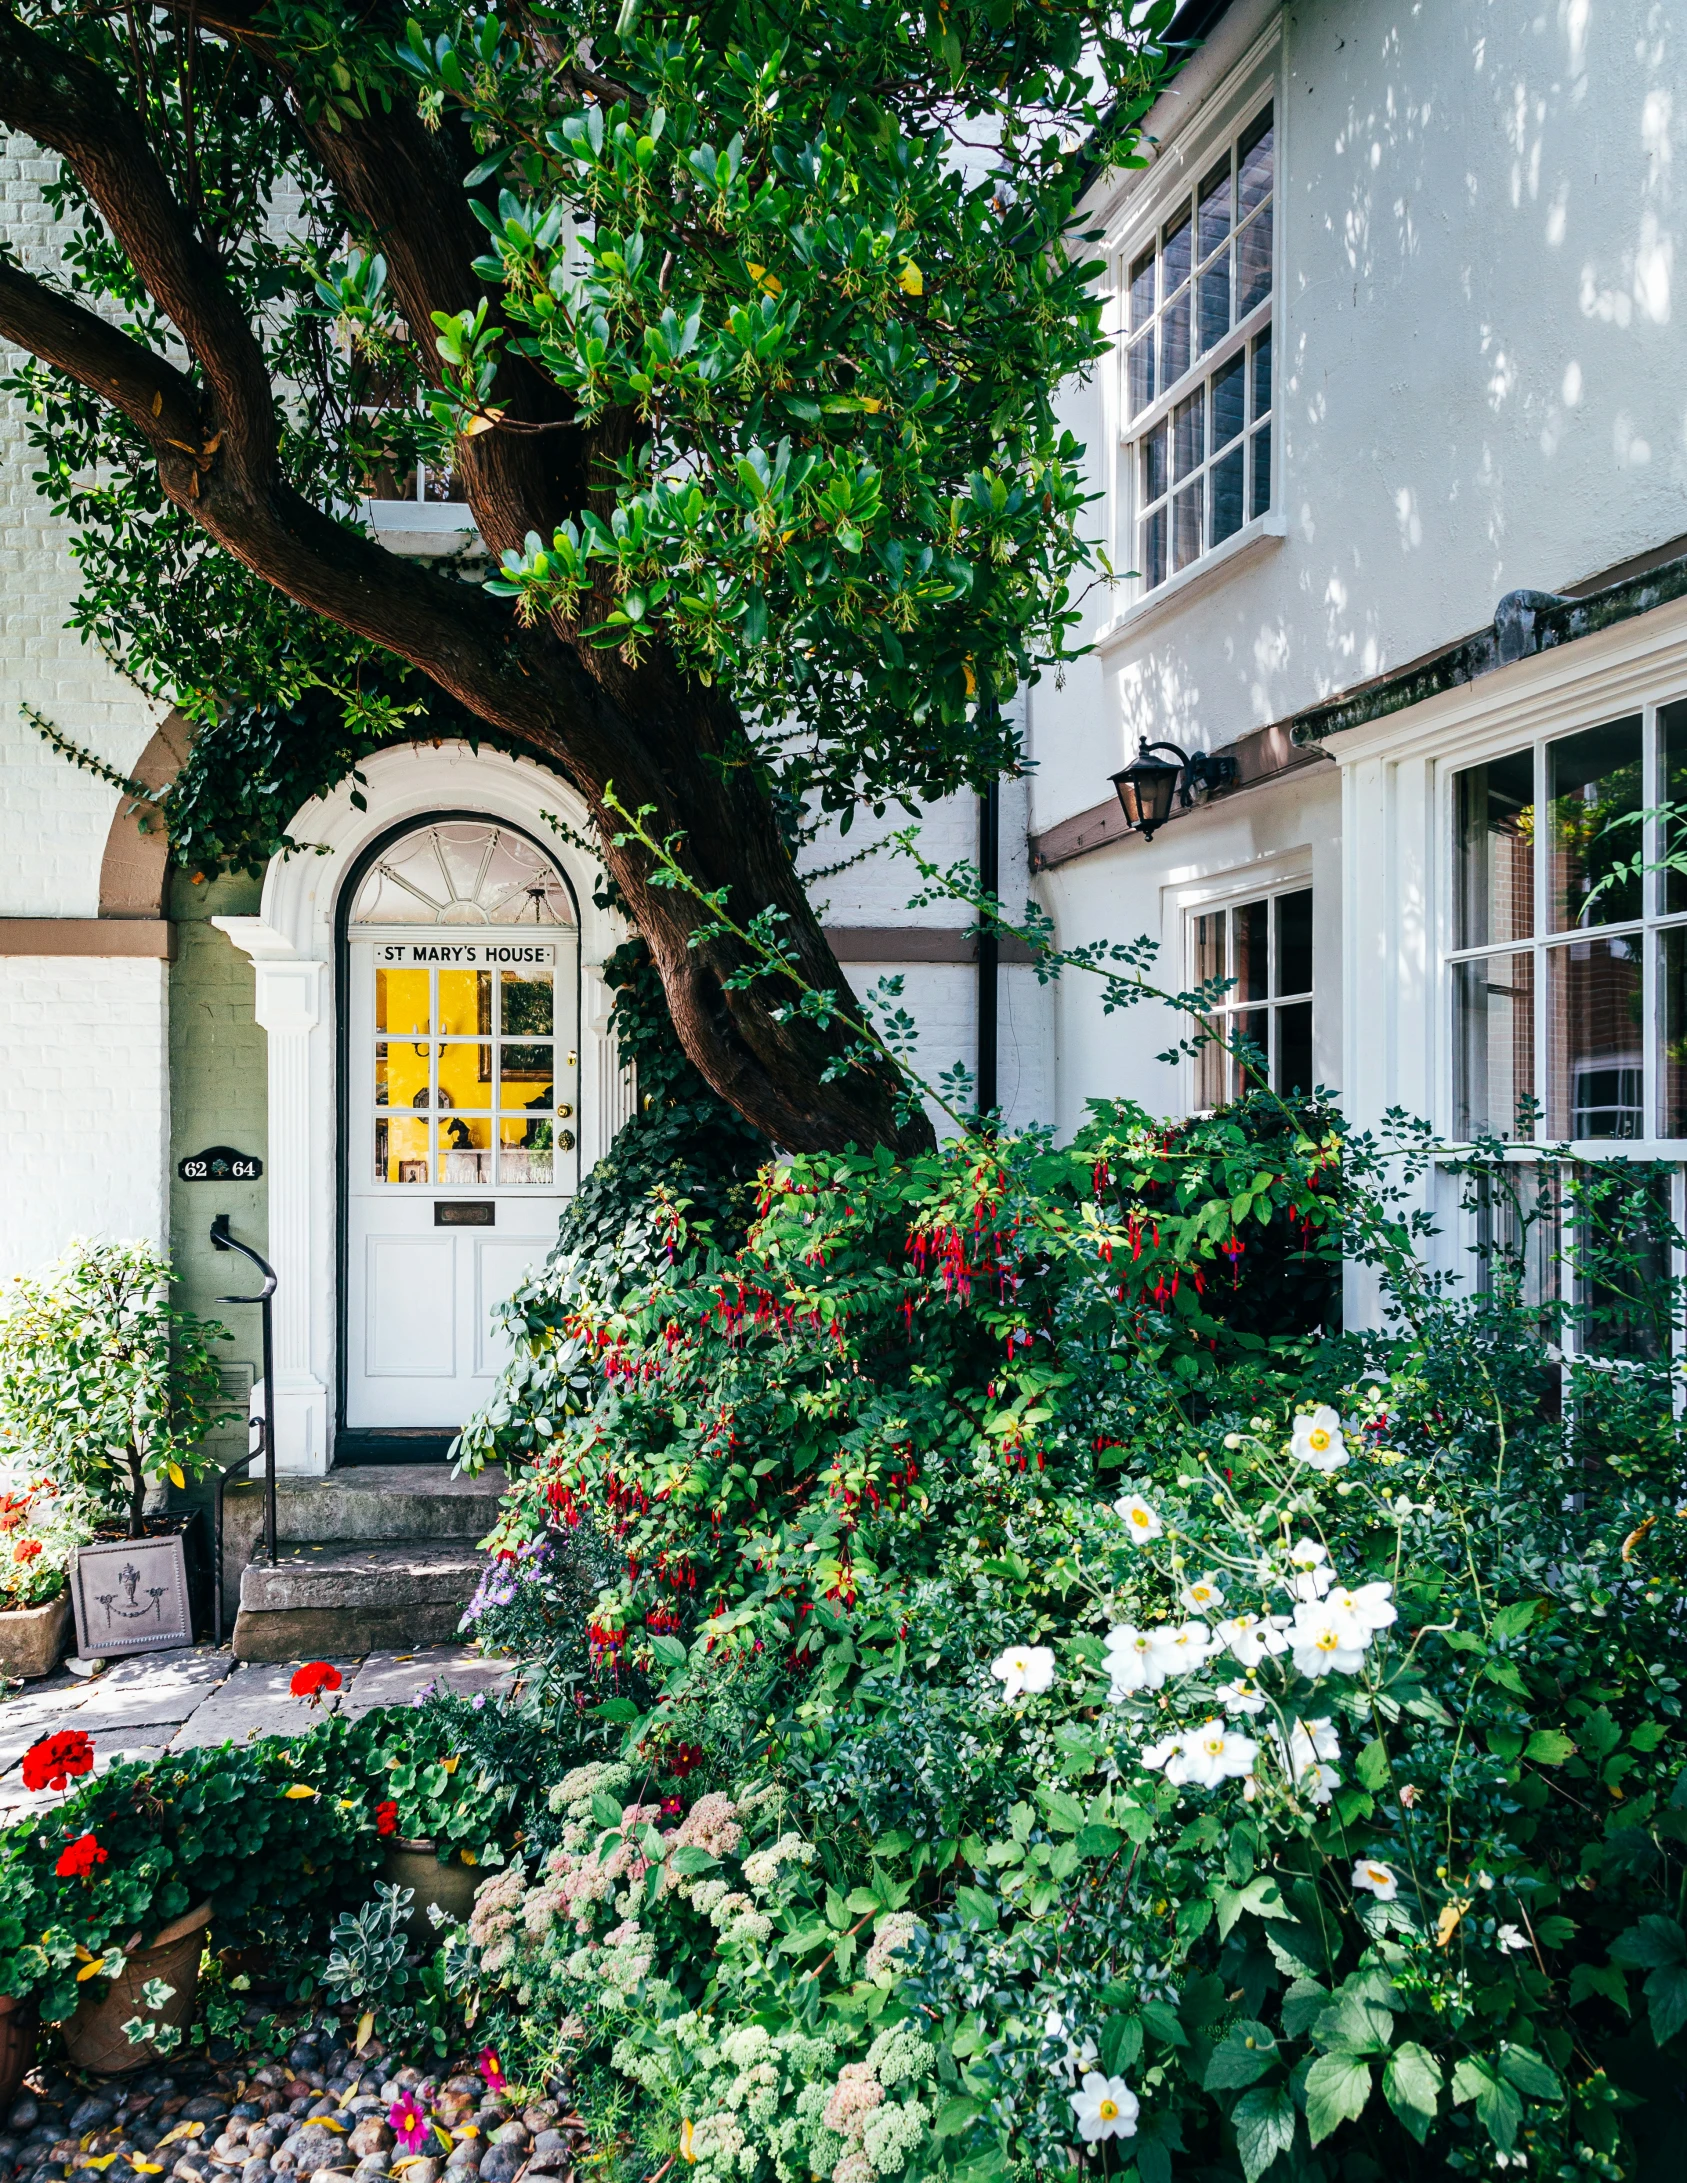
[590,1790,624,1828]
[933,2096,984,2140]
[952,1887,998,1930]
[1075,1822,1122,1858]
[1304,2053,1373,2145]
[1645,1963,1687,2047]
[667,1844,718,1875]
[1569,1960,1629,2012]
[648,1631,687,1666]
[1099,2014,1142,2075]
[1280,1977,1330,2037]
[1382,2042,1443,2144]
[1611,1915,1686,1969]
[1230,2085,1296,2182]
[1139,1997,1188,2048]
[1498,2046,1561,2100]
[1203,2020,1279,2090]
[1492,1598,1547,1639]
[775,1923,832,1956]
[1474,2072,1523,2152]
[1212,1872,1288,1938]
[1311,1989,1394,2056]
[1523,1728,1576,1765]
[1355,1738,1390,1791]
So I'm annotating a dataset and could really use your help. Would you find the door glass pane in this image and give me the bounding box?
[440,1116,494,1184]
[1548,715,1643,931]
[1659,927,1687,1136]
[1275,889,1314,995]
[375,967,430,1036]
[438,967,491,1037]
[499,1045,554,1106]
[437,1040,492,1111]
[1454,952,1536,1139]
[1235,900,1269,1001]
[1275,1001,1313,1095]
[499,1117,555,1186]
[376,1039,429,1109]
[500,970,554,1035]
[1455,749,1535,948]
[1548,936,1643,1138]
[376,1114,430,1185]
[1661,697,1687,915]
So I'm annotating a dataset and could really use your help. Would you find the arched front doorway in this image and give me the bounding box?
[339,815,580,1452]
[215,742,630,1477]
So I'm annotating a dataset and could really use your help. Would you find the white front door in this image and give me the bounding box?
[343,825,581,1431]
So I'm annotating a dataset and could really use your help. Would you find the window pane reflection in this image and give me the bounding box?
[1659,927,1687,1137]
[1548,715,1642,932]
[1454,953,1535,1139]
[1455,750,1534,949]
[1548,936,1643,1138]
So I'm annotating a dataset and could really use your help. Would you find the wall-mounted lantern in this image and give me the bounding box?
[1110,739,1239,841]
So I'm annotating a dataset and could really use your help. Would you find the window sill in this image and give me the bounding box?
[361,498,483,559]
[1096,512,1285,651]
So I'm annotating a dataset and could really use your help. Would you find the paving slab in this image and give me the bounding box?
[0,1673,94,1768]
[70,1645,234,1732]
[166,1657,360,1750]
[343,1645,519,1718]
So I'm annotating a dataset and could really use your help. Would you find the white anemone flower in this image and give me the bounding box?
[1114,1494,1163,1543]
[990,1645,1057,1701]
[1291,1406,1349,1473]
[1043,2008,1100,2085]
[1145,1620,1213,1677]
[1496,1924,1530,1954]
[1172,1719,1259,1788]
[1290,1600,1367,1678]
[1180,1573,1226,1614]
[1287,1537,1334,1600]
[1216,1677,1266,1716]
[1217,1610,1292,1666]
[1139,1734,1181,1774]
[1325,1580,1398,1647]
[1351,1858,1399,1902]
[1103,1625,1165,1699]
[1070,2072,1140,2144]
[1273,1717,1342,1803]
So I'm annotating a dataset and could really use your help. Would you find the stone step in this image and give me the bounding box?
[230,1537,488,1663]
[220,1464,505,1622]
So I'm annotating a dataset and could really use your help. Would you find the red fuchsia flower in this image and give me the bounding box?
[22,1730,95,1794]
[477,2049,505,2093]
[55,1832,107,1879]
[290,1661,342,1701]
[388,2097,429,2153]
[375,1799,399,1837]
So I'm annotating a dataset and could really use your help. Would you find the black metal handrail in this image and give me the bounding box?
[210,1215,279,1643]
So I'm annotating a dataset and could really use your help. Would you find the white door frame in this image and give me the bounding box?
[215,742,631,1475]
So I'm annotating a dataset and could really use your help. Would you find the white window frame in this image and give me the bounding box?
[1108,52,1282,618]
[1181,866,1316,1113]
[1440,693,1687,1156]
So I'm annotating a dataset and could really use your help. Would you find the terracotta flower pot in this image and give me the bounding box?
[383,1839,480,1943]
[61,1899,210,2075]
[0,1593,69,1679]
[0,1993,38,2109]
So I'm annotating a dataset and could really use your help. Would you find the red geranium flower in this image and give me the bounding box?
[11,1539,40,1564]
[375,1798,399,1837]
[55,1832,107,1879]
[22,1730,94,1794]
[289,1660,342,1700]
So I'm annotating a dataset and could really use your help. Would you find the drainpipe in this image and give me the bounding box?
[977,781,999,1122]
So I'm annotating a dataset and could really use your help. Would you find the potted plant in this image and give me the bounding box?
[0,1479,90,1678]
[0,1240,237,1652]
[369,1692,526,1938]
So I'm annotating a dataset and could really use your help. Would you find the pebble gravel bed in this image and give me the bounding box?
[3,2026,578,2183]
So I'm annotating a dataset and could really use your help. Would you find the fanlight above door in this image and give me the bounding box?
[349,820,575,928]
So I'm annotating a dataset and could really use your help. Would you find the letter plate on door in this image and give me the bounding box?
[435,1202,495,1227]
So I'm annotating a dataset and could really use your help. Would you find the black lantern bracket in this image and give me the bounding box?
[1111,738,1239,841]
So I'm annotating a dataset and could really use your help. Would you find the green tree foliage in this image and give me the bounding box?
[0,0,1180,1145]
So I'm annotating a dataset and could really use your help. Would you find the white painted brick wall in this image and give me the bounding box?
[0,957,170,1278]
[0,137,166,920]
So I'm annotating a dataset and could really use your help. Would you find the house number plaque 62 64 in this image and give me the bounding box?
[177,1144,264,1182]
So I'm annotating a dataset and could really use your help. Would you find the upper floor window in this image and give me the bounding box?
[1124,102,1274,594]
[1191,884,1313,1109]
[1449,702,1687,1144]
